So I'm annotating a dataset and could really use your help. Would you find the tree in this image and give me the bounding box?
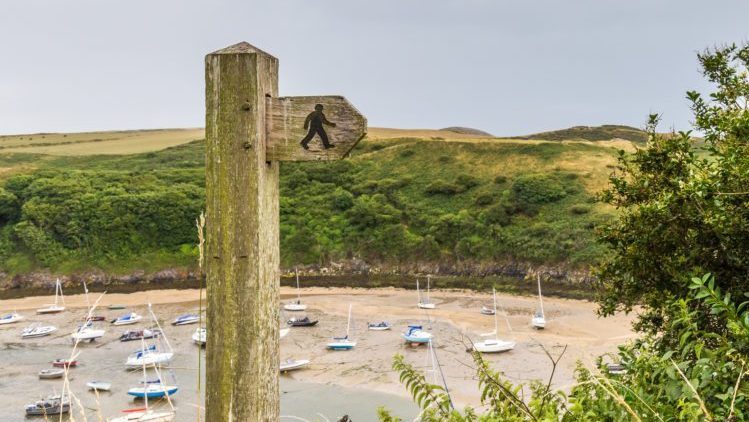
[597,44,749,336]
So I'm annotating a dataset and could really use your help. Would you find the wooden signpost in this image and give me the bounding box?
[204,42,366,421]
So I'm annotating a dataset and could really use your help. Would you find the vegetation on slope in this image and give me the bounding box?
[515,124,648,143]
[0,135,619,276]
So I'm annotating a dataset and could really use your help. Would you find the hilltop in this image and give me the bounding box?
[0,126,632,291]
[513,124,648,143]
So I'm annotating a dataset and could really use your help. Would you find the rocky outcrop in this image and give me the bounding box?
[0,258,593,299]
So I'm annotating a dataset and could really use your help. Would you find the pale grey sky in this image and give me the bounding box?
[1,1,748,136]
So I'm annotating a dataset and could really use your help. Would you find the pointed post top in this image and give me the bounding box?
[208,41,276,59]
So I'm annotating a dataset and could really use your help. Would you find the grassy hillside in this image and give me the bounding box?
[0,128,626,277]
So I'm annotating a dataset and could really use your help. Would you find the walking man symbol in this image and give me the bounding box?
[300,104,336,150]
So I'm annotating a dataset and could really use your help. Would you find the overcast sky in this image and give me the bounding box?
[1,1,748,136]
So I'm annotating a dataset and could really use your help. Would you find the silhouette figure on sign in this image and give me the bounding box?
[300,104,336,150]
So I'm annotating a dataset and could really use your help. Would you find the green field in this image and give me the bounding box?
[0,126,637,277]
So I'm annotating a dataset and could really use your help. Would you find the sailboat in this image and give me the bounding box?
[473,288,515,353]
[114,339,176,421]
[21,324,57,338]
[36,279,65,314]
[326,304,356,350]
[417,276,436,309]
[284,268,307,311]
[0,311,23,325]
[402,325,432,343]
[531,275,546,329]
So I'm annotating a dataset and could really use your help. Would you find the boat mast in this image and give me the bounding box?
[148,303,173,354]
[426,275,431,303]
[295,267,301,302]
[416,277,421,304]
[346,303,352,338]
[141,336,149,411]
[537,275,545,318]
[493,287,498,340]
[58,279,65,306]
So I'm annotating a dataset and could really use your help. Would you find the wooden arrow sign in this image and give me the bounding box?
[266,96,367,161]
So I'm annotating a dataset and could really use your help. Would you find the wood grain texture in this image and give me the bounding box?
[266,96,367,161]
[204,41,280,421]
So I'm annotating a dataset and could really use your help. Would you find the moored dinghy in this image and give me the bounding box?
[368,321,391,331]
[38,368,65,379]
[473,288,515,353]
[287,316,318,327]
[0,311,23,325]
[327,304,356,350]
[52,358,78,368]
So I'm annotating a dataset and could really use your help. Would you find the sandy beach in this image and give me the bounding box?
[0,286,636,420]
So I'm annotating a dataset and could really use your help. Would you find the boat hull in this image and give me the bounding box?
[127,386,178,399]
[87,381,112,391]
[417,303,436,309]
[109,410,175,422]
[36,306,65,314]
[326,341,356,350]
[72,329,105,341]
[532,317,546,329]
[284,303,307,311]
[39,369,65,379]
[280,359,310,372]
[368,325,391,331]
[473,340,515,353]
[126,352,173,367]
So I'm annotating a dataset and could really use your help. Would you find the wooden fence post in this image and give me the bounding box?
[204,42,280,421]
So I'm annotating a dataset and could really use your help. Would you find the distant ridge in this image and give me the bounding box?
[440,127,494,137]
[514,125,648,143]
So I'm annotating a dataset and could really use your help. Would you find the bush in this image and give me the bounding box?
[511,174,567,205]
[570,204,591,215]
[399,149,415,158]
[425,180,463,195]
[455,174,480,190]
[474,193,495,206]
[493,175,507,184]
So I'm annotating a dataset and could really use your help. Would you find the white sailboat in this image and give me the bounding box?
[417,276,436,309]
[326,304,356,350]
[280,359,310,372]
[284,268,307,311]
[532,275,546,329]
[36,279,65,314]
[473,288,515,353]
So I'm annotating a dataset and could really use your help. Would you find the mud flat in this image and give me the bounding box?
[0,287,635,420]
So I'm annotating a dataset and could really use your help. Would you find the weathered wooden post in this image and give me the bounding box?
[204,41,366,421]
